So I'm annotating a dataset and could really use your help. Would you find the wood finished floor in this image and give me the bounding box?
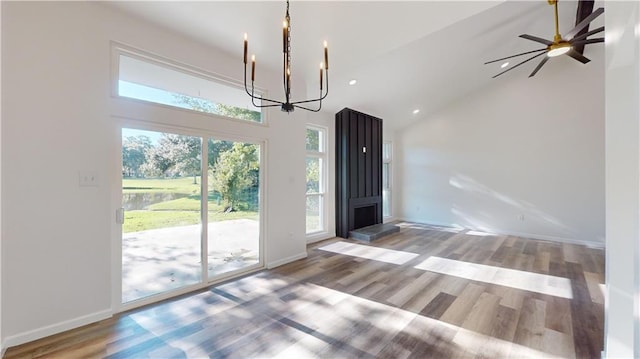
[4,222,605,358]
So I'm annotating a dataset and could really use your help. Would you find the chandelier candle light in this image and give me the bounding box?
[243,0,329,113]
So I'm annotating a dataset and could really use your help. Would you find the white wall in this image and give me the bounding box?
[0,0,3,354]
[604,1,640,357]
[398,49,605,245]
[2,1,312,346]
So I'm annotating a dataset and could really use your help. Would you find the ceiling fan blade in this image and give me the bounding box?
[566,49,591,64]
[571,26,604,42]
[484,48,547,64]
[564,7,604,40]
[529,56,549,77]
[572,38,604,46]
[519,34,553,45]
[492,51,547,78]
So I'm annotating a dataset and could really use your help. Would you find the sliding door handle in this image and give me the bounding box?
[116,208,125,224]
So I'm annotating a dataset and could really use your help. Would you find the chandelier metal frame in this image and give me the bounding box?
[243,0,329,113]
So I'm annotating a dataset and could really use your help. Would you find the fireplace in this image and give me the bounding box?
[336,108,384,238]
[342,196,382,236]
[353,204,377,230]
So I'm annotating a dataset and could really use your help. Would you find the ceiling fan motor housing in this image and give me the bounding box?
[547,41,571,57]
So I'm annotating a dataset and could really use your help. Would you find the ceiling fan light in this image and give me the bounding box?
[547,44,571,57]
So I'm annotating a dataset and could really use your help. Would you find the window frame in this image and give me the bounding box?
[115,119,267,313]
[111,42,268,126]
[383,141,392,219]
[305,125,328,235]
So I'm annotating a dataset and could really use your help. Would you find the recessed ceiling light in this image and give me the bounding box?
[348,79,357,85]
[501,62,510,68]
[412,109,420,114]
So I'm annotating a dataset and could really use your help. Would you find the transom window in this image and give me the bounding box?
[116,51,262,123]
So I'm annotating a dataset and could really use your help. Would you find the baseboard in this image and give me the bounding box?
[306,232,336,244]
[502,229,604,249]
[1,342,6,358]
[267,252,308,269]
[398,218,605,249]
[3,309,112,350]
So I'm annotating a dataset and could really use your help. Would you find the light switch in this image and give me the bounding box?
[79,172,99,187]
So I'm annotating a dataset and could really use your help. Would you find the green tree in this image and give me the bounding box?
[306,128,320,151]
[306,158,320,193]
[141,134,201,183]
[122,135,151,177]
[305,129,321,193]
[141,145,172,178]
[208,139,233,168]
[173,94,261,122]
[217,103,261,122]
[211,143,259,210]
[173,94,216,113]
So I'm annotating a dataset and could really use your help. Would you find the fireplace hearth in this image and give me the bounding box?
[349,223,400,242]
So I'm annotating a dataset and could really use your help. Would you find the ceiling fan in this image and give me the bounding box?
[486,0,604,78]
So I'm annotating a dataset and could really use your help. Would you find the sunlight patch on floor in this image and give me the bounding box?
[318,241,419,265]
[291,282,562,358]
[415,256,573,299]
[125,264,566,358]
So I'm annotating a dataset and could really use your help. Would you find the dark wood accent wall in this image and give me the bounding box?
[336,108,383,238]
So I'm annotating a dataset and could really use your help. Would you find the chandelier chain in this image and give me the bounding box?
[286,2,292,97]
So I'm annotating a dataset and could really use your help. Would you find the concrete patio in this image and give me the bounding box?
[122,218,259,303]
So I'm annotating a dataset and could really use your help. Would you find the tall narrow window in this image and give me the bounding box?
[306,127,327,234]
[383,142,392,218]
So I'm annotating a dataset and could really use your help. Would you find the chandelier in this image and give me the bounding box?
[243,0,329,113]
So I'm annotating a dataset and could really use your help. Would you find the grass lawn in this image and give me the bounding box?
[123,210,258,233]
[123,177,201,194]
[123,177,258,233]
[124,210,200,233]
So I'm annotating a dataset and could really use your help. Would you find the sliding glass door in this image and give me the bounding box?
[120,128,262,304]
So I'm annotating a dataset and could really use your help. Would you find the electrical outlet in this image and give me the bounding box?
[79,172,99,187]
[518,214,525,221]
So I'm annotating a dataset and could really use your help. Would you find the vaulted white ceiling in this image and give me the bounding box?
[104,1,604,129]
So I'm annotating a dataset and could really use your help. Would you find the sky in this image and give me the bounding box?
[119,80,259,142]
[119,80,191,143]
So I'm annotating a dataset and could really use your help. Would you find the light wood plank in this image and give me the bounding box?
[584,271,605,304]
[440,283,486,326]
[513,297,547,351]
[4,222,605,359]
